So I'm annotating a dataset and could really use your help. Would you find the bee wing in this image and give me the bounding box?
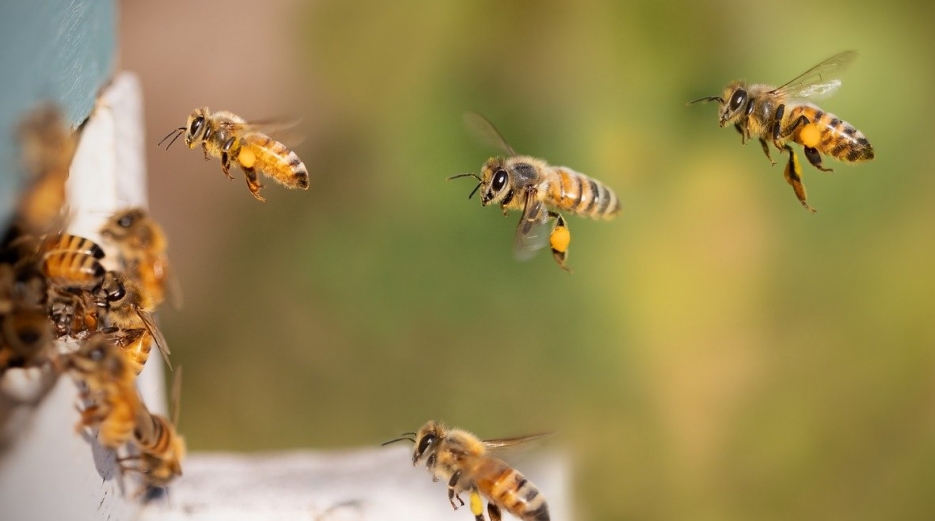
[464,112,517,157]
[483,432,555,462]
[218,118,305,145]
[770,50,857,101]
[136,307,171,370]
[483,432,554,449]
[513,191,551,262]
[170,365,182,426]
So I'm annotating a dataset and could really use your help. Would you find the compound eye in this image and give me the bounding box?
[416,433,435,458]
[729,89,747,111]
[189,116,205,138]
[492,170,508,192]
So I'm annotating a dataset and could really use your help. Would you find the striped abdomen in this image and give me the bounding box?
[789,105,874,162]
[110,328,151,375]
[543,167,619,220]
[241,134,309,190]
[134,411,177,454]
[42,234,105,259]
[474,458,549,521]
[42,251,105,288]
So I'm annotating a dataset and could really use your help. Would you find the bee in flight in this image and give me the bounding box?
[690,51,874,212]
[159,108,309,202]
[383,420,550,521]
[450,113,620,273]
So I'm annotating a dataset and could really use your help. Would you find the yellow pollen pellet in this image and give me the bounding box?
[238,148,256,168]
[798,123,821,148]
[550,226,571,253]
[470,491,483,516]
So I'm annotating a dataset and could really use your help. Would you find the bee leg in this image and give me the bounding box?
[773,108,810,149]
[548,212,572,274]
[782,145,815,213]
[448,470,465,509]
[219,153,235,181]
[469,489,486,521]
[201,143,211,161]
[733,124,748,145]
[771,103,786,146]
[487,503,503,521]
[803,146,833,172]
[758,138,776,166]
[242,167,267,203]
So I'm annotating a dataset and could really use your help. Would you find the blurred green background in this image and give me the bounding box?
[123,0,935,519]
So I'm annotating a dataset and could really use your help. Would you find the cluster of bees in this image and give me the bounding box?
[0,49,874,519]
[154,51,875,521]
[0,106,184,495]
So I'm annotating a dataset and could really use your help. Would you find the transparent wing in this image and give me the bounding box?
[483,432,554,449]
[483,432,555,462]
[170,365,182,426]
[464,111,517,156]
[513,192,551,262]
[771,51,857,101]
[137,308,171,370]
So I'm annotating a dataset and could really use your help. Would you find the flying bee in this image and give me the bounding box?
[100,208,180,309]
[384,420,550,521]
[65,334,144,449]
[160,107,309,202]
[450,113,619,272]
[122,366,185,493]
[690,51,874,212]
[92,271,171,374]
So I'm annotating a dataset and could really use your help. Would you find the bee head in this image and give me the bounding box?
[717,82,749,127]
[411,420,443,467]
[479,158,512,206]
[183,108,209,148]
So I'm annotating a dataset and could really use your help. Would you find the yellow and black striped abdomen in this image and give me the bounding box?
[790,105,874,162]
[42,251,105,288]
[42,234,104,259]
[241,134,309,190]
[543,167,620,220]
[475,459,550,521]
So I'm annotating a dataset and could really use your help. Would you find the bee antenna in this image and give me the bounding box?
[687,96,724,106]
[381,432,417,446]
[157,127,185,149]
[447,173,483,200]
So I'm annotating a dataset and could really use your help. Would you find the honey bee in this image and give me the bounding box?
[384,420,550,521]
[160,108,309,202]
[92,271,171,374]
[450,113,619,272]
[0,308,53,370]
[690,51,874,212]
[65,334,144,448]
[123,367,185,491]
[100,208,180,308]
[10,104,73,238]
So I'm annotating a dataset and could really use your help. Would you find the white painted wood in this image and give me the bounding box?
[0,72,160,521]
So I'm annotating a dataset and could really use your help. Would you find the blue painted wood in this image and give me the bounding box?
[0,0,115,224]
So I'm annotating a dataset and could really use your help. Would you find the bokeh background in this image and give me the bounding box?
[122,1,935,519]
